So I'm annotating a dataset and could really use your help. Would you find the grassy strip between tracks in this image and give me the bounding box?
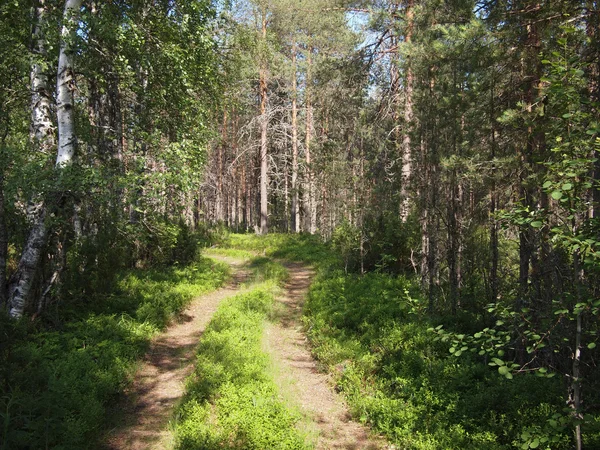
[173,257,311,450]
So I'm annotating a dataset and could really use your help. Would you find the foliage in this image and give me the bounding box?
[303,270,572,449]
[0,256,228,449]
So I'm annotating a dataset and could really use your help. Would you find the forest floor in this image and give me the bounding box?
[102,255,387,450]
[103,256,251,450]
[265,262,388,450]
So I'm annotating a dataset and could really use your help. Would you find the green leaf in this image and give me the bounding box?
[531,221,543,228]
[562,183,572,191]
[551,191,563,200]
[542,181,552,189]
[588,342,597,350]
[498,365,510,375]
[530,438,540,448]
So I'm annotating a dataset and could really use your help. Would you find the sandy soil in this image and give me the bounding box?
[264,262,389,450]
[102,257,249,450]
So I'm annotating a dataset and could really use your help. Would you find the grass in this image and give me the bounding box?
[203,247,256,260]
[173,256,311,450]
[215,234,582,449]
[303,271,569,449]
[220,233,338,267]
[0,256,229,450]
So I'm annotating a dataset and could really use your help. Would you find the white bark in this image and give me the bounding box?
[9,2,54,319]
[30,4,54,152]
[10,0,81,319]
[55,0,82,168]
[9,204,48,319]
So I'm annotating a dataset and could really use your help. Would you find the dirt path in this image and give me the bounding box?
[103,256,387,450]
[103,256,249,450]
[265,262,389,450]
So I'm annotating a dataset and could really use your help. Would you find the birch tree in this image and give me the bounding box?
[9,0,81,318]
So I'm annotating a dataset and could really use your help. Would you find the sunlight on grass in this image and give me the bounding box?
[173,280,311,450]
[0,257,229,450]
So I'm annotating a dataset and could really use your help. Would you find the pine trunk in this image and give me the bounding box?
[291,45,300,233]
[259,13,268,235]
[304,48,316,234]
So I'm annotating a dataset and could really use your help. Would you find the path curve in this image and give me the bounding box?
[103,256,249,450]
[265,262,389,450]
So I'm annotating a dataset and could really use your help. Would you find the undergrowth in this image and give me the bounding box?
[303,272,569,449]
[221,234,585,449]
[0,256,228,450]
[173,258,310,450]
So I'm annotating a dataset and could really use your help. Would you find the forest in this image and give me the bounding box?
[0,0,599,449]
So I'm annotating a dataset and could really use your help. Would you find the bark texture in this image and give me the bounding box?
[259,13,269,235]
[56,0,82,167]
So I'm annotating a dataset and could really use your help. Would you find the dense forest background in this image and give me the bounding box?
[0,0,599,449]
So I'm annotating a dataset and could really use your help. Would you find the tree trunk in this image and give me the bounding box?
[0,173,8,308]
[216,109,227,222]
[305,47,316,234]
[291,44,300,233]
[10,0,81,318]
[587,1,600,218]
[259,13,268,235]
[9,2,54,318]
[55,0,82,168]
[490,76,499,303]
[399,0,414,223]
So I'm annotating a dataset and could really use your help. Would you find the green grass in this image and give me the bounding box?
[211,233,581,449]
[173,258,311,450]
[220,233,338,267]
[203,247,256,260]
[0,256,229,450]
[303,272,572,449]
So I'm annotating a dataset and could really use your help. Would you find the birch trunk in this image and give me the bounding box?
[10,0,81,318]
[0,173,7,308]
[9,2,54,318]
[55,0,82,167]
